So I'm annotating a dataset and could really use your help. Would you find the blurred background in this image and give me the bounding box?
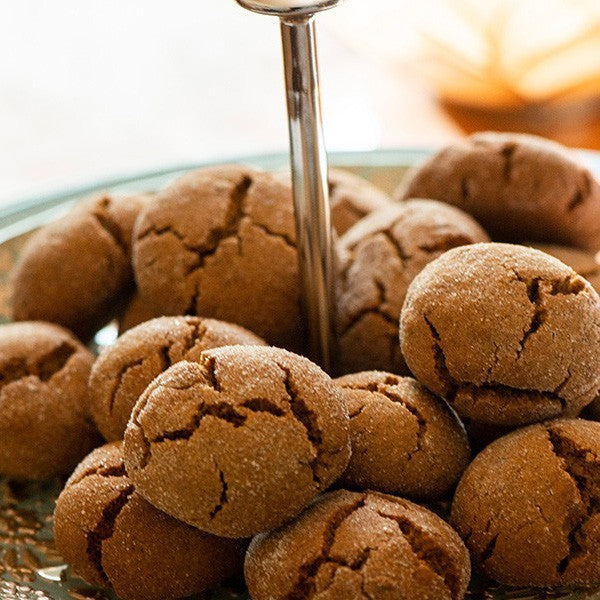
[2,0,600,207]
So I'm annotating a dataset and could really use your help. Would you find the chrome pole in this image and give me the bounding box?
[235,0,342,372]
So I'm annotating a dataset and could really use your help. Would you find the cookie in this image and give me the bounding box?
[133,165,304,350]
[529,245,600,422]
[245,489,471,600]
[529,243,600,294]
[90,316,266,441]
[396,132,600,250]
[336,371,470,498]
[11,193,148,341]
[400,243,600,426]
[118,292,162,335]
[0,321,99,480]
[54,442,245,600]
[336,200,489,375]
[328,168,392,234]
[451,419,600,587]
[123,346,350,538]
[277,168,391,235]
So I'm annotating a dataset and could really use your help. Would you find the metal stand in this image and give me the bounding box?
[235,0,342,372]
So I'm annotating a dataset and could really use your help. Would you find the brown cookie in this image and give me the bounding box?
[54,442,245,600]
[336,371,470,498]
[123,346,350,538]
[133,165,304,351]
[530,244,600,428]
[0,321,100,480]
[278,167,391,235]
[400,243,600,426]
[90,316,266,441]
[117,291,162,335]
[396,132,600,250]
[529,243,600,294]
[245,489,471,600]
[336,200,489,375]
[328,168,393,235]
[11,193,148,341]
[451,419,600,587]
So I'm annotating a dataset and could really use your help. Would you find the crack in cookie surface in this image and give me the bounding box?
[92,204,129,255]
[105,358,145,415]
[375,509,459,600]
[423,313,567,421]
[285,495,367,599]
[339,378,427,462]
[277,362,324,486]
[210,466,229,519]
[0,341,77,395]
[85,484,134,584]
[546,426,600,576]
[68,461,127,487]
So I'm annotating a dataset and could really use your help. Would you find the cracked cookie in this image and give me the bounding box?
[11,193,148,342]
[54,442,245,600]
[336,200,489,375]
[526,247,600,423]
[396,132,600,250]
[277,167,392,235]
[328,168,393,235]
[117,291,162,334]
[451,419,600,587]
[0,321,100,480]
[123,345,351,538]
[245,489,471,600]
[132,165,305,351]
[400,243,600,426]
[336,371,470,499]
[90,315,266,441]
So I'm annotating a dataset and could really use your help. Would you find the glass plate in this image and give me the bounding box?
[2,149,600,600]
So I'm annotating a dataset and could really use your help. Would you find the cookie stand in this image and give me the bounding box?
[235,0,342,373]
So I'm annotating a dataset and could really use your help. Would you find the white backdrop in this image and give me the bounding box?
[0,0,458,207]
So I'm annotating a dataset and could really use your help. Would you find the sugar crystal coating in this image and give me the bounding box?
[54,442,245,600]
[336,371,470,498]
[400,243,600,426]
[451,419,600,587]
[246,489,471,600]
[0,321,100,479]
[337,200,489,375]
[90,316,266,441]
[397,132,600,250]
[123,345,351,538]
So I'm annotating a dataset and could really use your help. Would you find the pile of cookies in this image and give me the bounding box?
[2,132,600,600]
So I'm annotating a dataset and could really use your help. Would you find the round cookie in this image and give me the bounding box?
[90,316,266,441]
[54,442,245,600]
[11,193,148,341]
[133,165,304,351]
[336,200,489,375]
[400,243,600,426]
[529,243,600,294]
[451,419,600,587]
[396,132,600,250]
[118,292,162,335]
[276,167,392,235]
[336,371,470,498]
[529,245,600,423]
[328,168,392,235]
[124,346,351,538]
[246,489,471,600]
[0,321,99,480]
